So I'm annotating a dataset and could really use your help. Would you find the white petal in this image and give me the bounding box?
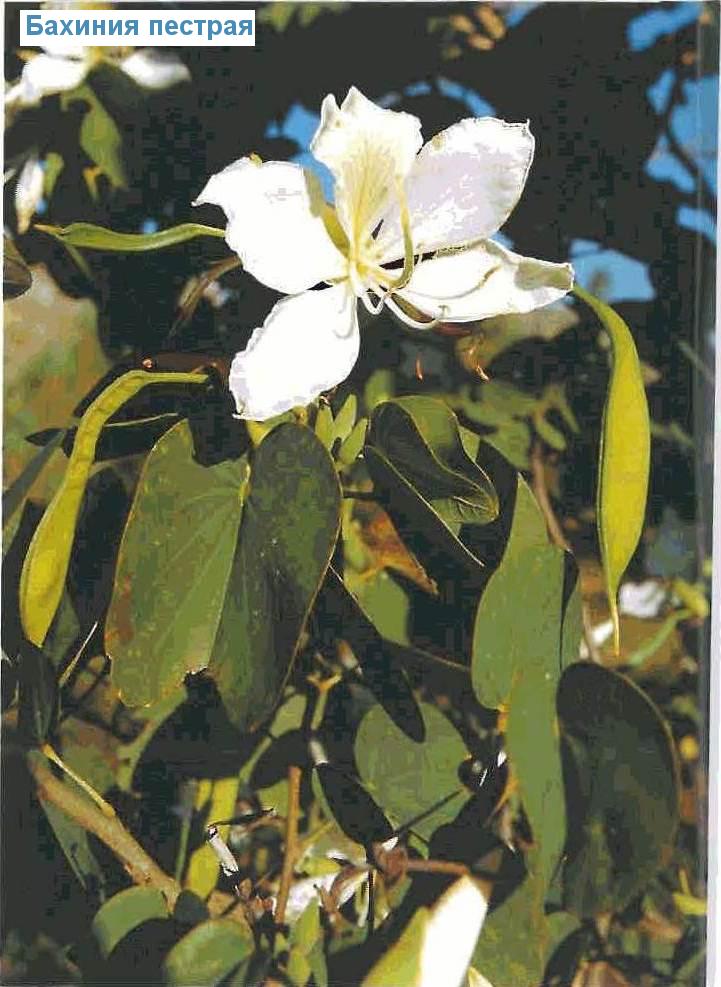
[194,158,346,294]
[618,580,667,619]
[397,239,574,324]
[119,50,190,89]
[311,86,422,248]
[419,877,488,987]
[377,118,535,262]
[15,155,44,234]
[229,284,359,420]
[7,53,87,106]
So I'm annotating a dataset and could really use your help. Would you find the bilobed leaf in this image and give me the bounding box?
[575,286,650,654]
[91,886,169,958]
[557,663,679,918]
[35,221,226,251]
[369,398,498,527]
[162,917,254,986]
[107,420,247,707]
[355,702,468,841]
[471,476,558,708]
[21,370,207,648]
[208,424,341,731]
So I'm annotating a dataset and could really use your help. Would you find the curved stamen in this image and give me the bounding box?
[384,295,447,330]
[382,179,416,291]
[359,288,385,316]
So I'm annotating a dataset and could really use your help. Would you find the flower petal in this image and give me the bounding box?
[229,284,359,420]
[397,239,574,323]
[377,117,535,261]
[311,87,422,248]
[119,50,190,89]
[7,53,87,107]
[15,154,45,234]
[194,159,346,294]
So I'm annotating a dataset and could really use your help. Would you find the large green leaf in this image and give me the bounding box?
[472,878,576,987]
[368,398,498,528]
[208,424,341,731]
[21,370,208,648]
[355,702,468,840]
[107,421,248,707]
[506,672,566,890]
[471,476,559,709]
[91,886,169,958]
[162,917,254,986]
[575,286,650,654]
[557,663,679,917]
[36,221,226,252]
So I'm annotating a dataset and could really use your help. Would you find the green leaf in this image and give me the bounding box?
[560,561,584,669]
[18,643,57,744]
[35,222,226,252]
[355,702,467,840]
[162,917,254,986]
[472,871,562,987]
[471,476,558,708]
[363,909,429,987]
[43,152,65,199]
[92,886,169,959]
[40,795,105,896]
[368,398,498,527]
[61,86,127,189]
[208,424,341,730]
[575,286,650,654]
[557,663,679,917]
[20,370,208,648]
[2,428,66,528]
[287,899,323,987]
[506,672,566,889]
[107,421,248,708]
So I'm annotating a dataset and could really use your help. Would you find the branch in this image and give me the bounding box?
[26,750,243,920]
[275,764,302,925]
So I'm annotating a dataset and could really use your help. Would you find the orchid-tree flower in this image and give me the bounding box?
[5,39,190,109]
[195,87,574,421]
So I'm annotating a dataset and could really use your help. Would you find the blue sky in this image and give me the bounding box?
[262,3,716,306]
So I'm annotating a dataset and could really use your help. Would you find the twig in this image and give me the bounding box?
[529,440,570,552]
[170,256,242,338]
[275,764,302,925]
[26,750,245,921]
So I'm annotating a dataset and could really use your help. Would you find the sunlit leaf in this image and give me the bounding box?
[471,475,557,708]
[355,702,468,840]
[91,886,169,959]
[209,424,341,730]
[185,775,239,898]
[107,419,247,707]
[575,286,650,654]
[558,663,679,917]
[20,370,208,648]
[35,221,226,251]
[162,917,254,986]
[364,877,487,987]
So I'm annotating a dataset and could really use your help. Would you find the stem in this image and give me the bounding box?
[170,256,242,338]
[27,750,245,921]
[530,440,570,552]
[275,764,302,925]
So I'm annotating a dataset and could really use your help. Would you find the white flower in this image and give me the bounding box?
[5,42,189,109]
[15,154,45,234]
[195,87,574,421]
